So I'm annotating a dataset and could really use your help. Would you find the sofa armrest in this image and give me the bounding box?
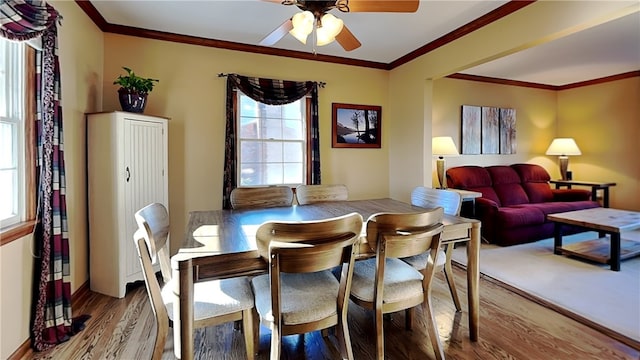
[551,189,592,201]
[475,197,500,217]
[476,197,499,209]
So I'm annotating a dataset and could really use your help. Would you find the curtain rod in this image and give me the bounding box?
[218,73,325,88]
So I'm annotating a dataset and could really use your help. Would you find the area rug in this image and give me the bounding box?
[451,231,640,347]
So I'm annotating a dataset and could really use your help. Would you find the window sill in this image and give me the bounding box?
[0,220,36,246]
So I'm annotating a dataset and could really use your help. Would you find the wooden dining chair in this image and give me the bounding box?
[349,208,445,360]
[295,184,348,205]
[404,186,463,311]
[133,203,257,360]
[230,186,294,210]
[251,212,363,360]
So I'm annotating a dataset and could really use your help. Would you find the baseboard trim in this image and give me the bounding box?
[6,341,31,360]
[6,281,91,360]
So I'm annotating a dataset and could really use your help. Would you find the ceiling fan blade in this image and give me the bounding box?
[343,0,419,13]
[259,19,294,46]
[335,25,361,51]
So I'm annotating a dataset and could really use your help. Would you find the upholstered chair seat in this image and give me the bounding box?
[398,248,447,273]
[161,277,254,321]
[351,257,424,303]
[252,271,340,325]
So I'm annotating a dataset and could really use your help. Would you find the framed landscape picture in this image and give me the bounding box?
[331,103,381,148]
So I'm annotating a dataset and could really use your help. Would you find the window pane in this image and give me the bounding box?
[265,142,283,162]
[262,104,281,118]
[283,142,302,162]
[240,96,258,116]
[282,101,302,119]
[0,169,16,220]
[0,122,15,168]
[265,163,283,184]
[263,118,282,139]
[0,39,7,118]
[283,119,303,140]
[240,163,259,186]
[283,163,303,184]
[239,117,258,139]
[240,140,262,163]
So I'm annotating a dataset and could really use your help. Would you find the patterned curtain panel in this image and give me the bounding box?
[0,0,59,40]
[222,74,321,209]
[0,1,77,352]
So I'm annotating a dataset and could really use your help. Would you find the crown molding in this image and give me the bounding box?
[75,0,637,90]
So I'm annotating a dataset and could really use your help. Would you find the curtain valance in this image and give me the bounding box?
[226,73,318,106]
[0,0,60,41]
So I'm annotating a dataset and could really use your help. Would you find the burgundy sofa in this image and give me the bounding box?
[446,163,600,246]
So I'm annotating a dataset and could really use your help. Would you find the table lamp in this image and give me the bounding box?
[545,138,581,180]
[432,136,459,189]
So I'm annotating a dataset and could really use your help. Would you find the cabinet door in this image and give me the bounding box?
[122,118,168,281]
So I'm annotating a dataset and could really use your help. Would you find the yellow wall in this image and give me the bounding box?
[0,1,104,358]
[2,1,639,357]
[102,34,391,255]
[431,78,558,183]
[557,77,640,210]
[386,0,639,200]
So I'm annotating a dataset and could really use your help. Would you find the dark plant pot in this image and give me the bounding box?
[118,88,148,113]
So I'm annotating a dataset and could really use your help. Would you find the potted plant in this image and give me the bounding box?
[113,67,159,113]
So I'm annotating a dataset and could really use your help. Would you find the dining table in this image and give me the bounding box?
[170,198,481,360]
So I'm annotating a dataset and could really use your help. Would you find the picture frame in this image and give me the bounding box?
[461,104,517,155]
[331,103,381,148]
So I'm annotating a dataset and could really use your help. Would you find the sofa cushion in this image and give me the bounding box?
[446,166,501,205]
[495,206,546,228]
[512,163,554,203]
[486,166,530,206]
[522,200,601,216]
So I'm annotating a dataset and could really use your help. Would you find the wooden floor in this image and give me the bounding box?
[16,265,639,360]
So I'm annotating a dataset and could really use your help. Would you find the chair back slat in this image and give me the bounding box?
[270,234,358,273]
[365,208,444,258]
[296,184,348,205]
[231,186,294,209]
[134,203,171,283]
[256,212,363,261]
[410,186,462,216]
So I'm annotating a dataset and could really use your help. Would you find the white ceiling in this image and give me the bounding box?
[88,0,640,87]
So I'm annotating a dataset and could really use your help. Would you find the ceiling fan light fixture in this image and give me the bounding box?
[289,10,314,44]
[316,13,343,46]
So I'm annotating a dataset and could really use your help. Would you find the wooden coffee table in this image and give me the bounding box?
[548,208,640,271]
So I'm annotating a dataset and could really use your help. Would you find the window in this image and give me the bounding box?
[236,92,309,187]
[0,38,36,245]
[0,39,25,227]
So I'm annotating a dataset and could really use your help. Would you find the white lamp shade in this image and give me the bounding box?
[289,11,314,44]
[432,136,459,156]
[316,13,343,46]
[545,138,582,156]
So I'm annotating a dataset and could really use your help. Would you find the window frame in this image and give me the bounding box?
[0,43,37,246]
[235,91,313,188]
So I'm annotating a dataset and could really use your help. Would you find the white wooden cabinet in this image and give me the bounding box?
[87,111,169,298]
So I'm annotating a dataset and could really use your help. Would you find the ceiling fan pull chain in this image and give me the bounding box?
[312,19,318,55]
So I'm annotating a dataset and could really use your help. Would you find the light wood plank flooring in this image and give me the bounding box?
[15,265,639,359]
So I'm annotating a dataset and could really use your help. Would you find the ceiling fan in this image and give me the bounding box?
[259,0,419,51]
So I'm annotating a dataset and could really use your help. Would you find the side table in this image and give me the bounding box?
[449,189,482,217]
[549,180,616,208]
